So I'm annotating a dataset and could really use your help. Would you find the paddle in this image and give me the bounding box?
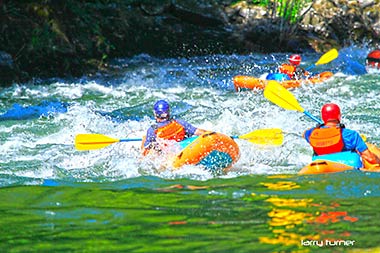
[264,81,380,170]
[231,128,283,146]
[75,128,284,151]
[263,80,323,124]
[264,80,371,145]
[75,134,142,151]
[305,48,339,71]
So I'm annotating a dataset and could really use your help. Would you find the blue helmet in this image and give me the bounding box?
[153,100,170,118]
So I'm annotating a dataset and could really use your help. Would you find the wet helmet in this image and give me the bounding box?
[366,49,380,68]
[153,100,170,119]
[321,103,341,123]
[289,54,301,66]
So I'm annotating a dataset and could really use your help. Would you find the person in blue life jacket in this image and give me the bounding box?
[278,54,310,80]
[303,103,380,165]
[142,100,207,155]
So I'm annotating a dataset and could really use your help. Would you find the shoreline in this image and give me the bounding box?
[0,0,379,86]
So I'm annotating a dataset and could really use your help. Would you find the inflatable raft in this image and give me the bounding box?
[299,143,380,175]
[143,132,240,174]
[233,71,333,91]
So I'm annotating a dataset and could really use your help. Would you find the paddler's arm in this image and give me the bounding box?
[302,128,314,144]
[176,119,207,137]
[194,128,207,136]
[295,67,310,79]
[360,148,380,165]
[141,128,160,155]
[350,131,380,165]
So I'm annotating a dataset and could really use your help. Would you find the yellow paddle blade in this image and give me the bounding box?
[264,81,305,112]
[315,48,339,66]
[75,134,119,151]
[238,128,284,146]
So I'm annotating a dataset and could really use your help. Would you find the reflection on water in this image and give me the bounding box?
[253,176,380,252]
[0,174,380,252]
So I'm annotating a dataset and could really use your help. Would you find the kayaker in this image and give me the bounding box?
[142,100,207,155]
[303,103,380,165]
[279,54,309,80]
[366,49,380,69]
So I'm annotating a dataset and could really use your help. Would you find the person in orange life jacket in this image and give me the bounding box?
[279,54,309,80]
[142,100,207,154]
[303,103,380,165]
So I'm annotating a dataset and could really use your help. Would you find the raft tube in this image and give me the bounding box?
[172,132,240,173]
[299,143,380,175]
[233,71,333,91]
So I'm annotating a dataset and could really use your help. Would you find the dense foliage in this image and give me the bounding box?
[250,0,312,23]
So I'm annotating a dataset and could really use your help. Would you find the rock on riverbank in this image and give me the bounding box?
[0,0,379,86]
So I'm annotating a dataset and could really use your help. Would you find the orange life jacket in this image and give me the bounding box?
[279,64,296,79]
[155,120,186,142]
[309,125,345,155]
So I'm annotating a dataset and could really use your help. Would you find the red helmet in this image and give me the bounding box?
[321,103,341,123]
[366,49,380,68]
[289,54,301,66]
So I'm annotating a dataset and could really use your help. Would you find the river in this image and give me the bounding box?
[0,46,379,252]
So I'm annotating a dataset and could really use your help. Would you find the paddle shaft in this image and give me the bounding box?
[119,138,142,142]
[123,130,282,143]
[305,64,316,72]
[122,137,242,142]
[75,128,284,151]
[122,136,245,141]
[304,111,323,124]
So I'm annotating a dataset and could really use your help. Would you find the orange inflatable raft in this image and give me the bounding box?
[172,132,240,173]
[233,71,333,91]
[143,132,240,174]
[299,143,380,175]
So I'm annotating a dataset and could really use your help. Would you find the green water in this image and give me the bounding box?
[1,47,380,252]
[1,173,380,252]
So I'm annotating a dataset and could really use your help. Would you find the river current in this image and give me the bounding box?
[0,46,379,252]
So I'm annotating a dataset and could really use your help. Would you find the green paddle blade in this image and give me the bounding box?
[264,81,305,112]
[315,48,339,66]
[75,134,120,151]
[238,128,284,146]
